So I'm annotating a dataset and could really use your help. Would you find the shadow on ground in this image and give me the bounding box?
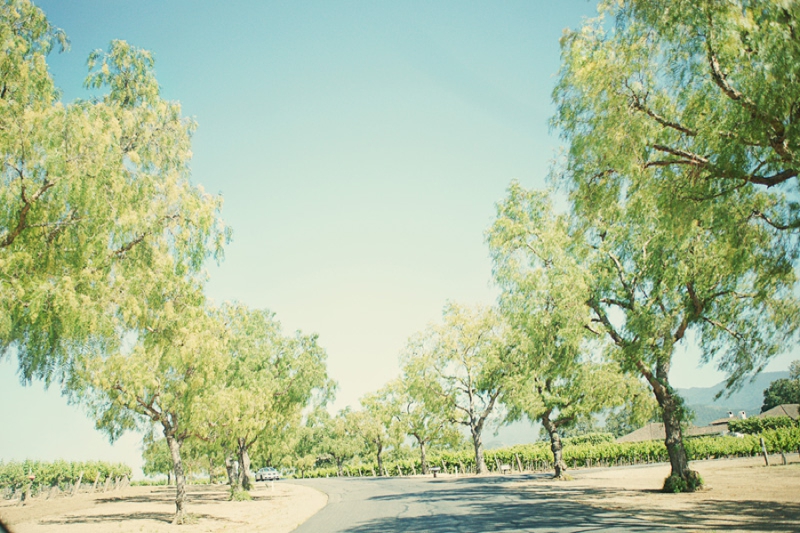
[38,511,231,526]
[566,485,800,533]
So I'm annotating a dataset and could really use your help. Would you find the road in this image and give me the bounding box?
[292,473,677,532]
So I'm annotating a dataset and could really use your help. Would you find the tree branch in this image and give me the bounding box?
[628,89,697,136]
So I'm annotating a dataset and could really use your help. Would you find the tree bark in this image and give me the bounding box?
[640,359,701,492]
[661,389,692,481]
[164,432,187,524]
[542,412,568,479]
[416,437,428,474]
[237,438,252,491]
[224,454,236,487]
[471,427,487,474]
[376,446,384,477]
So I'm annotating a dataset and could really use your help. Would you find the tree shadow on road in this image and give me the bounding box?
[348,479,676,532]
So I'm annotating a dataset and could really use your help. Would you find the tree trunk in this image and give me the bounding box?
[336,457,344,477]
[376,441,384,477]
[208,455,214,484]
[225,454,236,487]
[237,438,252,491]
[642,360,702,492]
[471,427,487,474]
[541,413,568,479]
[164,432,187,524]
[417,438,428,475]
[660,388,696,488]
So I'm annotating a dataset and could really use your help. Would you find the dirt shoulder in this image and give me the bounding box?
[524,455,800,533]
[0,482,326,533]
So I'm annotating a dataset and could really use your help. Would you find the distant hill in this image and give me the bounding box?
[677,371,789,426]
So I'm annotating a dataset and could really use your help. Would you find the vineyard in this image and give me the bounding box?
[300,428,800,479]
[0,460,132,500]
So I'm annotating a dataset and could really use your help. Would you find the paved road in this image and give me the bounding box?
[292,474,677,532]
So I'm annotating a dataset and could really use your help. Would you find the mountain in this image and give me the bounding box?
[677,371,789,426]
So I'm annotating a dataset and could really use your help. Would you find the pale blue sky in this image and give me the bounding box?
[2,0,797,476]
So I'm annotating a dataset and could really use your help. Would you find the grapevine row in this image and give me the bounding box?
[299,428,800,478]
[0,460,132,496]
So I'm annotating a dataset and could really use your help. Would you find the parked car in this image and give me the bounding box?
[254,467,281,481]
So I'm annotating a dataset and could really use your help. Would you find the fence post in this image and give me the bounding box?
[760,437,770,467]
[72,471,84,496]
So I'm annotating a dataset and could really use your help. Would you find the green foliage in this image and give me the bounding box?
[554,0,800,234]
[1,1,229,390]
[315,409,365,474]
[142,435,173,479]
[729,416,797,435]
[760,367,800,412]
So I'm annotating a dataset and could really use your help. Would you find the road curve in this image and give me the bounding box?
[291,474,677,532]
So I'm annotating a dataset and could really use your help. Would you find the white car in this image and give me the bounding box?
[255,467,281,481]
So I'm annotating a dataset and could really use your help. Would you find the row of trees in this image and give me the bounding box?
[308,0,800,492]
[1,1,332,523]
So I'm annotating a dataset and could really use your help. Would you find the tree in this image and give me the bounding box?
[206,303,331,491]
[142,434,174,484]
[388,378,460,475]
[490,181,796,490]
[316,409,363,476]
[356,388,403,476]
[761,360,800,412]
[553,0,800,234]
[488,184,636,479]
[81,281,227,524]
[400,303,512,474]
[1,2,227,389]
[551,1,800,491]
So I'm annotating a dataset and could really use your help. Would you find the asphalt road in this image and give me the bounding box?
[292,473,677,532]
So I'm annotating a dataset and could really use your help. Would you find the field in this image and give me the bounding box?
[1,455,797,533]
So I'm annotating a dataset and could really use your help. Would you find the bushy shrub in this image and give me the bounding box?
[662,471,703,493]
[229,488,252,501]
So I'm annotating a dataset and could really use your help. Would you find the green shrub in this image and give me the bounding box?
[229,488,252,501]
[662,471,703,493]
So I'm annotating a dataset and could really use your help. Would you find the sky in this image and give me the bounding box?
[2,0,797,477]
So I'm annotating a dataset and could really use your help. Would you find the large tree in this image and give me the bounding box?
[400,303,512,474]
[554,0,800,234]
[81,282,227,523]
[552,0,800,491]
[1,1,227,389]
[490,181,796,490]
[488,184,638,479]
